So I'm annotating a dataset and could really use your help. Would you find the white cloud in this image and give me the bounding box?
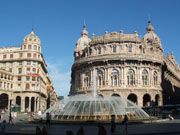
[46,62,71,97]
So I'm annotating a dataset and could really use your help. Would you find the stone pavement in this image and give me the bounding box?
[1,119,180,135]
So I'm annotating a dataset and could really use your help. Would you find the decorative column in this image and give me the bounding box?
[122,66,125,85]
[29,98,31,112]
[21,98,25,112]
[90,68,93,89]
[105,67,109,86]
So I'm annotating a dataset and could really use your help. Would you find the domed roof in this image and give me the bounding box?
[76,25,91,51]
[23,29,41,44]
[143,21,161,44]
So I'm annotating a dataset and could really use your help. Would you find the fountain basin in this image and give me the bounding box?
[41,95,149,121]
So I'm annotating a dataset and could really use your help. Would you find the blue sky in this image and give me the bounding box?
[0,0,180,97]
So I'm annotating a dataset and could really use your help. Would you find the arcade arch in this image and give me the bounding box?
[143,94,151,106]
[127,94,137,104]
[0,93,9,109]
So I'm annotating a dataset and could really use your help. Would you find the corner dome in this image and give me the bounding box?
[23,29,41,44]
[143,21,161,47]
[75,25,91,51]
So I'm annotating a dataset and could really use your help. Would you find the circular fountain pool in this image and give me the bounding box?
[41,95,149,121]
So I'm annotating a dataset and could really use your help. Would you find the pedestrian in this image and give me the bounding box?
[9,112,14,125]
[46,112,51,127]
[0,114,1,123]
[77,126,84,135]
[111,115,116,135]
[42,126,48,135]
[98,125,106,135]
[66,130,73,135]
[36,126,41,135]
[1,120,6,134]
[122,115,128,135]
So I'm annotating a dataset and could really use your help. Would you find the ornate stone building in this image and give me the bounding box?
[0,30,58,113]
[70,21,180,107]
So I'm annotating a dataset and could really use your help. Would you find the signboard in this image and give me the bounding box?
[27,73,40,76]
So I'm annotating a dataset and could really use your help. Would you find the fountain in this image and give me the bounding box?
[41,68,150,121]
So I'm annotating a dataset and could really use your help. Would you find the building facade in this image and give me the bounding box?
[0,30,58,113]
[70,21,180,107]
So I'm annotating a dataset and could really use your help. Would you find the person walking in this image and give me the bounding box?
[46,112,51,127]
[98,125,106,135]
[9,112,14,125]
[77,126,85,135]
[0,114,2,123]
[122,115,128,135]
[111,115,116,135]
[36,126,41,135]
[1,120,6,134]
[42,126,48,135]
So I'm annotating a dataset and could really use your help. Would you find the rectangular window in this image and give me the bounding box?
[27,53,31,58]
[9,62,13,66]
[4,82,6,89]
[19,53,23,58]
[32,61,36,66]
[33,53,37,58]
[18,84,21,89]
[2,62,6,66]
[28,45,32,50]
[11,84,13,89]
[24,45,26,49]
[17,76,21,81]
[18,68,22,74]
[26,83,30,90]
[32,77,36,81]
[32,68,36,73]
[0,82,2,88]
[32,84,35,90]
[33,45,37,50]
[27,61,31,65]
[9,68,12,72]
[3,55,6,59]
[26,76,30,81]
[10,54,13,58]
[19,61,22,66]
[26,68,30,73]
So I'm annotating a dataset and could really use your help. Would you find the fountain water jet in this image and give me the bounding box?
[41,68,150,121]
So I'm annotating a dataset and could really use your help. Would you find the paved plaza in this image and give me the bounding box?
[1,113,180,135]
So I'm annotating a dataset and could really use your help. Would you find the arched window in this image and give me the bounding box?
[84,72,89,88]
[142,70,148,86]
[98,48,101,54]
[113,46,116,53]
[84,77,89,87]
[28,45,32,50]
[111,69,119,86]
[97,70,103,87]
[128,45,132,52]
[89,48,92,55]
[33,45,37,50]
[153,71,158,86]
[127,69,135,86]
